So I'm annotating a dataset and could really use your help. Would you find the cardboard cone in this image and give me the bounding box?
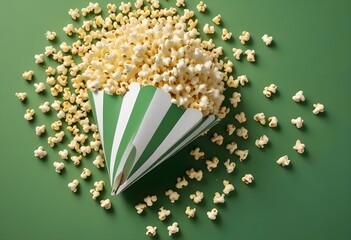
[89,83,219,195]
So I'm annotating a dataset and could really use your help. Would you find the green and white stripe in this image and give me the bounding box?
[89,83,219,195]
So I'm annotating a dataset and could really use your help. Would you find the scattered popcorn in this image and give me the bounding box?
[229,92,241,108]
[93,155,105,168]
[146,226,157,237]
[235,149,249,162]
[135,203,147,214]
[39,102,50,113]
[34,82,46,93]
[262,34,273,46]
[223,180,235,195]
[134,0,143,8]
[237,75,249,86]
[45,31,56,41]
[213,192,225,204]
[276,155,290,166]
[226,124,236,135]
[47,136,58,147]
[68,8,80,20]
[158,207,171,221]
[242,174,254,184]
[203,24,215,34]
[189,191,204,204]
[90,188,100,200]
[34,146,47,159]
[212,14,221,25]
[185,206,196,218]
[268,116,278,128]
[235,112,247,123]
[51,120,62,131]
[22,70,34,81]
[239,31,250,44]
[175,177,188,189]
[63,23,76,36]
[24,109,35,121]
[186,168,203,181]
[313,103,325,115]
[35,125,46,136]
[15,92,27,102]
[226,142,238,154]
[245,49,255,62]
[80,168,91,179]
[255,135,269,148]
[253,112,266,125]
[206,157,220,172]
[119,1,132,14]
[68,179,79,192]
[167,222,179,236]
[176,0,185,7]
[293,140,305,154]
[94,180,105,192]
[58,149,69,160]
[263,84,277,97]
[211,133,224,145]
[207,208,218,220]
[53,162,65,173]
[190,147,205,160]
[292,90,305,102]
[71,155,82,166]
[232,48,243,60]
[224,159,236,173]
[165,189,180,203]
[100,199,112,210]
[196,1,207,12]
[34,54,44,64]
[144,195,157,207]
[221,28,232,41]
[291,117,304,128]
[236,126,248,139]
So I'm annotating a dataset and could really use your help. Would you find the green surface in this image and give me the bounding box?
[1,0,351,239]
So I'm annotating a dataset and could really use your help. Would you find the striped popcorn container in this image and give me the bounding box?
[89,83,219,195]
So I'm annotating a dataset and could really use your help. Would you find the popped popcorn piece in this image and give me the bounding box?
[236,126,248,139]
[221,28,232,41]
[45,31,56,41]
[35,125,46,136]
[232,48,243,60]
[196,1,207,12]
[135,203,147,214]
[313,103,325,115]
[34,54,44,64]
[34,82,46,93]
[276,155,290,166]
[292,90,305,102]
[80,168,91,179]
[45,46,57,57]
[33,146,47,159]
[207,208,218,220]
[89,188,100,200]
[63,24,76,36]
[134,0,143,8]
[146,226,157,237]
[100,199,112,209]
[190,147,205,160]
[68,179,79,192]
[211,133,223,145]
[186,168,203,181]
[165,189,180,203]
[235,112,246,123]
[189,191,204,204]
[253,112,266,125]
[206,157,220,172]
[226,142,238,154]
[176,0,185,7]
[119,2,132,14]
[263,84,277,97]
[244,49,255,62]
[212,14,221,25]
[175,177,188,189]
[158,207,171,221]
[291,117,304,128]
[217,106,230,119]
[55,131,65,143]
[229,92,241,108]
[268,116,278,128]
[51,120,62,131]
[71,155,82,166]
[167,222,179,236]
[239,31,250,44]
[223,180,234,195]
[255,135,269,148]
[144,195,157,207]
[39,102,50,113]
[107,3,117,13]
[242,174,254,184]
[293,140,305,154]
[262,34,273,46]
[68,8,80,20]
[15,92,27,102]
[237,75,249,86]
[203,24,215,34]
[185,206,196,218]
[51,100,62,111]
[226,124,236,135]
[235,149,249,162]
[58,149,69,160]
[53,162,65,173]
[93,155,105,168]
[47,136,58,147]
[94,180,105,192]
[24,109,35,121]
[213,192,225,204]
[224,159,236,173]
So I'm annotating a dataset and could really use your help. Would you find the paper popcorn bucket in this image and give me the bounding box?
[89,83,220,195]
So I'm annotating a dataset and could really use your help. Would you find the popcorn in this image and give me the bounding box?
[135,203,147,214]
[186,168,203,181]
[226,124,236,135]
[45,31,57,41]
[236,126,248,139]
[24,109,35,121]
[39,102,50,113]
[313,103,325,115]
[268,116,278,128]
[134,0,143,8]
[229,92,241,108]
[35,125,46,136]
[71,155,82,166]
[235,149,249,162]
[239,31,250,44]
[175,177,188,189]
[119,2,132,14]
[226,142,238,154]
[46,77,56,86]
[213,192,225,204]
[51,100,62,111]
[158,207,171,221]
[206,157,219,172]
[94,180,105,192]
[292,90,305,102]
[53,162,65,173]
[253,112,266,125]
[90,188,100,200]
[68,8,80,20]
[16,92,27,102]
[237,75,249,86]
[262,34,273,46]
[47,136,58,147]
[207,208,218,220]
[232,48,243,60]
[291,117,304,128]
[165,189,180,203]
[146,226,157,237]
[221,28,232,41]
[293,140,305,154]
[63,24,76,36]
[196,1,207,12]
[51,121,62,131]
[34,82,46,93]
[211,133,223,145]
[190,191,204,204]
[144,195,157,207]
[22,70,34,81]
[235,112,246,123]
[185,206,196,218]
[190,147,205,160]
[276,155,290,167]
[34,146,47,159]
[263,84,277,97]
[80,168,92,179]
[203,24,215,34]
[242,174,254,184]
[167,222,179,236]
[34,54,44,64]
[224,159,236,173]
[176,0,185,7]
[58,149,69,160]
[100,199,112,209]
[255,135,269,148]
[223,180,234,195]
[68,179,79,192]
[244,49,255,62]
[212,14,221,25]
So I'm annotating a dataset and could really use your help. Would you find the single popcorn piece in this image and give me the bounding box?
[144,195,157,207]
[236,126,248,139]
[186,168,203,181]
[190,191,204,204]
[175,177,188,189]
[245,49,255,62]
[34,54,44,64]
[165,189,180,203]
[232,48,243,60]
[51,120,62,131]
[134,0,143,8]
[221,28,232,41]
[212,14,221,25]
[196,1,207,12]
[35,125,46,136]
[80,168,92,179]
[291,117,304,128]
[146,226,157,237]
[229,92,241,108]
[90,188,100,200]
[71,155,82,166]
[63,24,76,36]
[22,70,34,81]
[255,135,269,148]
[185,206,196,218]
[119,1,132,14]
[235,112,247,123]
[58,149,69,160]
[276,155,291,167]
[262,34,273,46]
[176,0,185,7]
[135,203,147,214]
[34,146,47,159]
[158,207,171,221]
[239,31,250,44]
[254,112,266,125]
[293,140,305,154]
[45,31,56,41]
[313,103,325,115]
[68,179,79,192]
[94,180,105,192]
[190,147,205,160]
[203,24,215,34]
[206,157,220,172]
[207,208,218,220]
[242,174,254,184]
[226,142,238,154]
[167,222,179,236]
[213,192,225,204]
[100,199,112,210]
[68,8,80,20]
[263,84,277,97]
[226,124,236,135]
[223,180,235,195]
[292,90,305,102]
[268,116,278,128]
[53,162,65,173]
[39,102,51,113]
[237,75,249,86]
[24,109,35,121]
[211,133,223,145]
[93,155,105,168]
[34,82,46,93]
[15,92,27,102]
[224,159,236,173]
[235,149,249,162]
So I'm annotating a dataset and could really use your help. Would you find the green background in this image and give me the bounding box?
[1,0,350,239]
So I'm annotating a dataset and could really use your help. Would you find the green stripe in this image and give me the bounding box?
[87,92,97,125]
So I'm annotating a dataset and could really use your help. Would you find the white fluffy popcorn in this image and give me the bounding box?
[254,112,266,125]
[232,48,243,60]
[262,34,273,45]
[236,126,248,139]
[239,31,250,44]
[144,195,157,207]
[39,102,51,113]
[34,82,46,93]
[226,142,238,154]
[291,117,304,128]
[185,206,196,218]
[45,31,56,41]
[100,199,112,209]
[190,191,204,204]
[94,180,105,192]
[35,125,46,136]
[186,168,203,181]
[135,203,147,214]
[145,226,157,237]
[206,157,220,172]
[203,23,215,34]
[175,177,188,189]
[167,222,179,236]
[242,174,254,184]
[190,147,205,160]
[24,109,35,121]
[213,192,225,204]
[34,54,44,64]
[165,189,180,203]
[221,28,232,41]
[229,92,241,108]
[15,92,27,101]
[293,140,305,154]
[235,149,249,162]
[268,116,278,128]
[68,8,80,20]
[263,84,277,97]
[224,159,236,173]
[207,208,218,220]
[212,14,221,25]
[235,112,246,123]
[292,90,305,102]
[158,207,171,221]
[223,180,235,195]
[53,162,65,173]
[255,135,269,148]
[196,1,207,12]
[211,133,223,145]
[68,179,79,192]
[226,124,236,135]
[93,155,105,168]
[276,155,290,167]
[313,103,325,114]
[245,49,255,62]
[58,149,69,160]
[34,146,47,159]
[80,168,92,179]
